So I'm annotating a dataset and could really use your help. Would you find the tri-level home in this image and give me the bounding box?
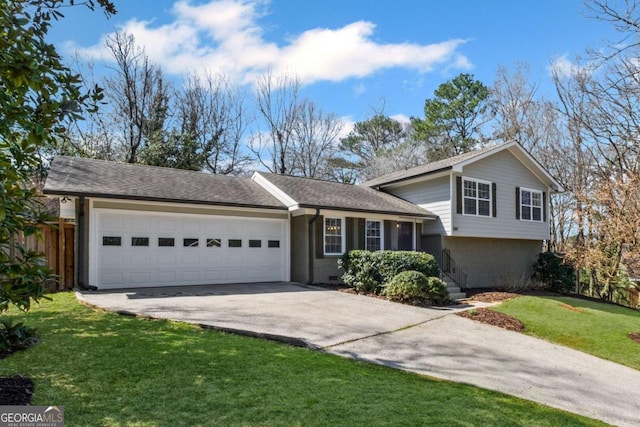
[364,141,563,290]
[44,140,561,296]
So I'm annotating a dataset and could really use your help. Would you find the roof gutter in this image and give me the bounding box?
[294,204,436,220]
[307,208,320,285]
[366,166,453,188]
[41,190,288,212]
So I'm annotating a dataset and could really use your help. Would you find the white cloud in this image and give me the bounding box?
[71,0,471,86]
[353,83,366,96]
[338,116,356,140]
[549,54,590,78]
[390,113,410,124]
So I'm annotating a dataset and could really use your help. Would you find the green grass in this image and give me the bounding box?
[494,295,640,370]
[1,293,606,426]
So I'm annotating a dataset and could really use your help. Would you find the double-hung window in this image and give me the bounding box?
[520,188,543,222]
[324,218,344,255]
[365,220,382,251]
[463,178,492,217]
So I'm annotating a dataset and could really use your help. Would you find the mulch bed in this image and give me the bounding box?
[629,333,640,344]
[466,291,522,303]
[457,308,525,332]
[0,376,34,405]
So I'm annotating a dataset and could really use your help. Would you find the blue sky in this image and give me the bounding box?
[49,0,619,129]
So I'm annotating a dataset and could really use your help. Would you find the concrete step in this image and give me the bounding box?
[441,276,466,300]
[449,292,467,300]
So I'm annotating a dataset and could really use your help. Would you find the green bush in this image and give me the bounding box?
[339,250,439,294]
[425,277,450,305]
[384,272,451,305]
[385,271,429,301]
[532,252,575,294]
[0,318,38,358]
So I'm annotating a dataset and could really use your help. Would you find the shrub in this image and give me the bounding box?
[425,277,450,305]
[532,252,575,294]
[339,250,439,294]
[0,318,38,358]
[384,271,429,302]
[339,251,383,293]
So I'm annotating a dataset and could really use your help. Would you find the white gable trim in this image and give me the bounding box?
[452,141,563,192]
[251,172,298,207]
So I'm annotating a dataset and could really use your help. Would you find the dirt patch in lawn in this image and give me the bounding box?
[457,308,525,332]
[628,332,640,344]
[0,376,33,405]
[558,302,583,312]
[467,291,522,303]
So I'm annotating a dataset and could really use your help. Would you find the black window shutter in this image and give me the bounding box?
[315,215,324,259]
[383,220,392,250]
[345,217,354,252]
[358,218,366,249]
[456,176,463,214]
[515,187,521,220]
[415,222,423,250]
[543,192,547,222]
[492,183,497,217]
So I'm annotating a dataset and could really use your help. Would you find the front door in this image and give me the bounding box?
[397,222,414,250]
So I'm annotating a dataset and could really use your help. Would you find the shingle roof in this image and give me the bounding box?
[363,143,507,187]
[257,172,435,218]
[44,156,287,210]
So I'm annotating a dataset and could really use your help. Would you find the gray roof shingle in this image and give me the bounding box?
[363,143,505,187]
[257,172,435,217]
[44,156,287,210]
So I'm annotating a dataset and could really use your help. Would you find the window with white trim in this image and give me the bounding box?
[324,217,344,255]
[520,188,543,222]
[365,220,382,251]
[463,177,492,217]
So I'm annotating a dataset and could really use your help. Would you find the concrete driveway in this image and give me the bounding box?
[78,282,640,427]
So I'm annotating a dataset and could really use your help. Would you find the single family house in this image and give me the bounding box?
[43,140,562,296]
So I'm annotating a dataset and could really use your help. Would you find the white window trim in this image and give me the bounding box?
[323,217,345,256]
[462,177,493,218]
[520,187,544,222]
[365,219,384,252]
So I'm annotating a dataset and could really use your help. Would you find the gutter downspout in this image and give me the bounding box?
[307,209,320,284]
[76,196,97,291]
[76,196,85,289]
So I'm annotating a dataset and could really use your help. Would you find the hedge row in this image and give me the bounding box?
[339,250,439,294]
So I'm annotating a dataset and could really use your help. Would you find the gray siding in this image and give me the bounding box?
[453,150,549,239]
[443,236,542,288]
[291,215,310,283]
[387,177,451,235]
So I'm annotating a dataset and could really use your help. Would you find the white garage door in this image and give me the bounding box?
[91,208,288,289]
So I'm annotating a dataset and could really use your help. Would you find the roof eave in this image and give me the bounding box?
[367,166,453,188]
[42,189,288,211]
[294,203,436,219]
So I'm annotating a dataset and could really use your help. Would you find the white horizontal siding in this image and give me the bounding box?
[386,177,451,235]
[453,150,549,239]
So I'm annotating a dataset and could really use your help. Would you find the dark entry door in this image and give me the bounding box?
[397,222,413,250]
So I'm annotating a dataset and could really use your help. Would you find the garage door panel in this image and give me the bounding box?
[101,215,125,231]
[153,218,178,232]
[157,271,177,283]
[101,272,124,286]
[156,253,178,265]
[94,209,287,288]
[181,270,201,282]
[130,271,152,284]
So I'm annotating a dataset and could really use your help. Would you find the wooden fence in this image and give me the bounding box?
[15,220,75,291]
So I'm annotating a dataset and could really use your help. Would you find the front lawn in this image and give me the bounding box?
[0,292,605,426]
[494,295,640,370]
